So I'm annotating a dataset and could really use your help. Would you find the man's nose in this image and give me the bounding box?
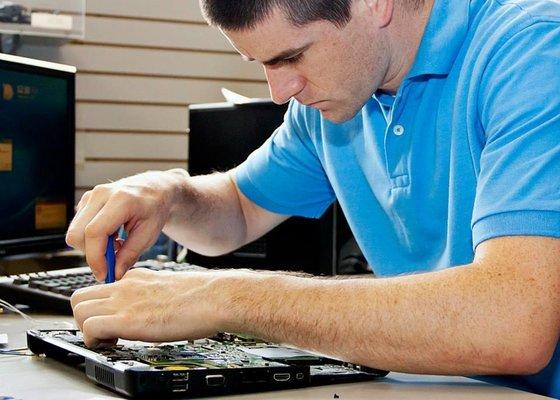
[265,67,305,105]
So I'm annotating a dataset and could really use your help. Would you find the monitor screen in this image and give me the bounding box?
[188,101,288,174]
[0,54,75,257]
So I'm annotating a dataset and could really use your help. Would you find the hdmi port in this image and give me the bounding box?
[273,373,291,382]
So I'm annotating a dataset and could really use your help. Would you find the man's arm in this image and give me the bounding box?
[162,169,288,256]
[72,235,560,375]
[66,168,287,280]
[214,235,560,375]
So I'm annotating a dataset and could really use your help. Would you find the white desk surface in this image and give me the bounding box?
[0,313,551,399]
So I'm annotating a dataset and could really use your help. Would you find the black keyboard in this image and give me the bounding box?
[0,260,207,314]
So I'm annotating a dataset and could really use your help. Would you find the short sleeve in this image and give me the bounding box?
[472,21,560,248]
[234,100,335,218]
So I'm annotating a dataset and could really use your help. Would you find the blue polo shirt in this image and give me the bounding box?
[235,0,560,396]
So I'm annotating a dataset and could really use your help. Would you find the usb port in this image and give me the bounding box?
[273,373,291,382]
[206,374,225,387]
[170,379,188,393]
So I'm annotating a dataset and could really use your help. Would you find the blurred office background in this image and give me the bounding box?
[1,0,369,275]
[10,0,269,207]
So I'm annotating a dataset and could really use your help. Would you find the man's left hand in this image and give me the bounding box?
[71,268,230,348]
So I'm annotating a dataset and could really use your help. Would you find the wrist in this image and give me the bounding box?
[207,271,277,334]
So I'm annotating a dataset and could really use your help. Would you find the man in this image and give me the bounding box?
[66,0,560,396]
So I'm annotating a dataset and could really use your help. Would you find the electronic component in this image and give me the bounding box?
[27,329,388,398]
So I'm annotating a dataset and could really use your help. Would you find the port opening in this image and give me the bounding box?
[170,381,188,393]
[273,373,291,382]
[206,374,226,387]
[170,376,189,393]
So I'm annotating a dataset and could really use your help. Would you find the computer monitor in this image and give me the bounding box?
[0,53,76,257]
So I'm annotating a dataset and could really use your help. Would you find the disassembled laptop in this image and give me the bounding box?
[28,329,388,398]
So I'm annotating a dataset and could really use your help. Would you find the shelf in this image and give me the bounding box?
[0,0,85,40]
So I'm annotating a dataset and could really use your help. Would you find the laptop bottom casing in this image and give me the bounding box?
[27,330,388,398]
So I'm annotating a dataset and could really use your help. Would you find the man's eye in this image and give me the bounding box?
[280,53,303,66]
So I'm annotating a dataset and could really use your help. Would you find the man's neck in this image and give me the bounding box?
[380,0,435,94]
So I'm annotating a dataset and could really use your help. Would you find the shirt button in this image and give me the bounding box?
[393,124,405,136]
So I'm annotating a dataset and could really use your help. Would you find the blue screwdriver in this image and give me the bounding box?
[105,235,116,284]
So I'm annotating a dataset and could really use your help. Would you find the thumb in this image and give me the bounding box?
[114,226,160,279]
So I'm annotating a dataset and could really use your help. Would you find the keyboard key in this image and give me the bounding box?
[38,282,62,291]
[52,286,71,294]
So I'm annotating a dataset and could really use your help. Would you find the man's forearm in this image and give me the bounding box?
[214,243,559,376]
[162,169,247,256]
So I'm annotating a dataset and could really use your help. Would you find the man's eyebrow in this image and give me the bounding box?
[243,43,312,66]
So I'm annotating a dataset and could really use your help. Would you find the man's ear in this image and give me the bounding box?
[361,0,394,28]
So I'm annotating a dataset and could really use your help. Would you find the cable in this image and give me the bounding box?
[0,346,27,352]
[0,299,35,323]
[0,350,33,357]
[0,346,33,358]
[0,298,75,329]
[0,298,75,358]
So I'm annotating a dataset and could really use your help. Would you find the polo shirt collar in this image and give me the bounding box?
[406,0,471,78]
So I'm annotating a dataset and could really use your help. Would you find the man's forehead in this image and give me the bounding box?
[223,10,318,63]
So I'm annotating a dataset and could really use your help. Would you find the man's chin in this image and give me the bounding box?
[320,108,359,124]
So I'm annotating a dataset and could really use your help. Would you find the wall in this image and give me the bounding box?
[15,0,270,204]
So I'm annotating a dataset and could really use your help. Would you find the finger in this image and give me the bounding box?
[115,223,160,280]
[84,199,134,281]
[70,284,112,309]
[73,298,114,331]
[121,266,155,279]
[95,338,119,349]
[82,316,120,348]
[66,194,107,252]
[75,190,92,213]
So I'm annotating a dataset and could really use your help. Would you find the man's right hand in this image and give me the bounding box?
[66,169,189,281]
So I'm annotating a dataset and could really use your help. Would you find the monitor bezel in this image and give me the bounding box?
[0,54,76,257]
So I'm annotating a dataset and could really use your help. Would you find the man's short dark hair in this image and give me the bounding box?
[199,0,354,31]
